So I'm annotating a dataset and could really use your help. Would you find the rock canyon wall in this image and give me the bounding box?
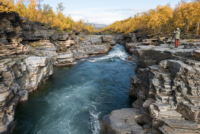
[102,34,200,134]
[0,12,115,133]
[3,12,200,134]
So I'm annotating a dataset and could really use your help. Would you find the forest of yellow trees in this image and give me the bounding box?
[102,0,200,35]
[0,0,97,33]
[1,0,200,35]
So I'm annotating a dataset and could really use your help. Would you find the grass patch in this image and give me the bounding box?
[79,36,85,41]
[56,30,64,33]
[30,43,42,48]
[44,24,50,27]
[188,39,195,42]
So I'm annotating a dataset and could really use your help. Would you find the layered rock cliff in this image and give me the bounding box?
[102,36,200,133]
[0,12,115,133]
[128,44,200,134]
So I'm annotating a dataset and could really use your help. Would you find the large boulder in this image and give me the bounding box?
[74,52,89,60]
[136,33,148,39]
[59,40,75,51]
[0,55,55,133]
[102,35,113,43]
[57,54,73,59]
[192,49,200,61]
[28,40,57,57]
[124,42,139,52]
[132,34,137,42]
[0,42,31,57]
[115,35,124,40]
[142,39,153,45]
[85,44,111,55]
[90,38,102,45]
[101,108,145,134]
[110,41,116,46]
[23,30,55,41]
[58,33,69,41]
[50,33,59,41]
[54,53,77,66]
[21,56,54,92]
[29,40,56,51]
[124,33,134,38]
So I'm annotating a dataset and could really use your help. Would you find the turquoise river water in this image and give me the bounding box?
[12,44,137,134]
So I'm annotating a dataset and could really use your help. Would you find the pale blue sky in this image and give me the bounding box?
[41,0,189,25]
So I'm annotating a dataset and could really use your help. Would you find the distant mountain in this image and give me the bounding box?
[86,23,108,29]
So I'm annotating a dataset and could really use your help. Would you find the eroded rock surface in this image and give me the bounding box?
[102,109,145,134]
[127,43,200,133]
[0,12,115,133]
[0,56,54,133]
[103,40,200,134]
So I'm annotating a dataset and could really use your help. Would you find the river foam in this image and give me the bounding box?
[12,44,136,134]
[88,44,130,62]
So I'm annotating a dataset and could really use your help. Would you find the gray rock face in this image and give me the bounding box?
[0,56,54,133]
[127,44,200,134]
[50,33,69,41]
[115,32,151,45]
[102,35,114,42]
[74,52,89,60]
[50,33,59,41]
[114,35,124,41]
[132,35,137,42]
[59,40,76,51]
[0,12,116,133]
[23,30,55,41]
[124,42,139,52]
[128,44,196,68]
[54,53,77,66]
[21,56,54,92]
[84,44,111,55]
[58,33,69,41]
[0,33,114,133]
[101,109,145,134]
[90,38,102,45]
[136,33,149,42]
[27,40,57,57]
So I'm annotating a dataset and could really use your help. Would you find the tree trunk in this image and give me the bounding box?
[196,22,200,35]
[167,24,170,33]
[184,18,188,34]
[158,24,163,33]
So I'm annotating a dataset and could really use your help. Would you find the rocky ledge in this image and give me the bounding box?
[0,12,115,133]
[102,39,200,133]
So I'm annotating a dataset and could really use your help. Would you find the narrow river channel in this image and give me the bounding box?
[12,44,137,134]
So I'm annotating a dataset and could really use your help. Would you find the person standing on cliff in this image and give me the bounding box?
[174,28,180,48]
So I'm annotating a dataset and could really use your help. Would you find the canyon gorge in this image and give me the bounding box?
[1,12,200,134]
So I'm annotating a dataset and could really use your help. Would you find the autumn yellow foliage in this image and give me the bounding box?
[102,0,200,35]
[0,0,15,13]
[0,0,97,33]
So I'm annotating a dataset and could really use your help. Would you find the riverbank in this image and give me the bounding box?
[12,44,137,134]
[0,12,115,133]
[2,12,200,134]
[101,33,200,134]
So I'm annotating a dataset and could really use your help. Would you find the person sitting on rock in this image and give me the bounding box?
[174,28,180,48]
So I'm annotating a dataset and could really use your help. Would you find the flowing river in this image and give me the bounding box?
[12,44,137,134]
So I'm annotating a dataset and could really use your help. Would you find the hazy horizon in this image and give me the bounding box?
[41,0,188,25]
